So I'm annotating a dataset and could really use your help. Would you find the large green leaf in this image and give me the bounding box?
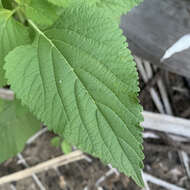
[5,4,144,186]
[96,0,142,20]
[0,9,31,87]
[19,0,59,27]
[0,99,41,163]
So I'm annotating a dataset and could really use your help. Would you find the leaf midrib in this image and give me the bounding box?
[49,37,142,143]
[49,36,142,152]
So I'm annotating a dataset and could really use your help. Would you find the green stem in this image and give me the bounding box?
[28,19,56,48]
[15,7,25,24]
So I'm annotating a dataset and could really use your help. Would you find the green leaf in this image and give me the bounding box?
[61,140,72,154]
[96,0,142,20]
[51,136,61,147]
[0,9,31,87]
[19,0,59,27]
[0,99,41,163]
[5,4,144,186]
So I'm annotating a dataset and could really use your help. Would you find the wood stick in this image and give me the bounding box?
[157,78,173,115]
[17,153,45,190]
[0,150,84,185]
[135,56,165,113]
[139,70,161,99]
[141,171,150,190]
[143,172,186,190]
[10,184,16,190]
[180,151,190,179]
[27,128,48,144]
[142,111,190,138]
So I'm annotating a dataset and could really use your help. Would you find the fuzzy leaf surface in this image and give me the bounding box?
[19,0,59,27]
[0,99,40,163]
[5,5,144,186]
[47,0,71,7]
[0,9,31,87]
[96,0,142,19]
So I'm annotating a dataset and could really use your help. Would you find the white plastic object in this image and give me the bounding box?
[161,34,190,61]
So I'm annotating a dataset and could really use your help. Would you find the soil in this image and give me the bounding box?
[0,69,190,190]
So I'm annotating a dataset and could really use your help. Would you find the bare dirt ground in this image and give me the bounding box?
[0,69,190,190]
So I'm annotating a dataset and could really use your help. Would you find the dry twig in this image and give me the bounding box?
[142,111,190,138]
[0,151,85,185]
[17,153,46,190]
[143,172,186,190]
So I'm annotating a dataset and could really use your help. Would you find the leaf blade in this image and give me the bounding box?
[19,0,60,27]
[0,99,41,163]
[0,9,31,86]
[5,4,144,186]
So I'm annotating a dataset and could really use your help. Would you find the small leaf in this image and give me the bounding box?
[0,9,31,87]
[0,99,41,163]
[61,140,72,154]
[5,4,144,187]
[51,136,61,147]
[19,0,60,27]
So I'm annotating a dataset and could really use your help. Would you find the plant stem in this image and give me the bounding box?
[28,19,56,48]
[16,7,25,24]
